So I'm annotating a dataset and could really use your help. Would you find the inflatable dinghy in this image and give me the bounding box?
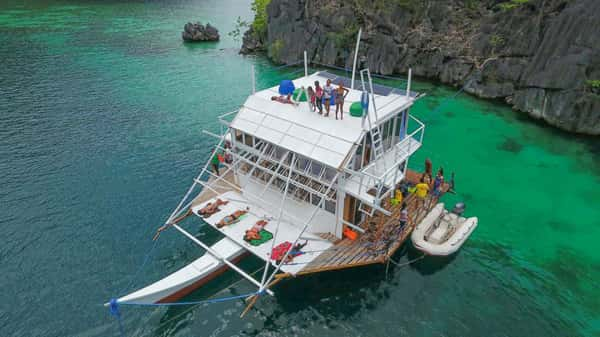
[411,203,477,256]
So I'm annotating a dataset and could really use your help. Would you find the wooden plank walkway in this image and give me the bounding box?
[294,169,445,276]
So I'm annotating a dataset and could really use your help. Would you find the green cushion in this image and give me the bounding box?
[293,88,308,102]
[349,102,363,117]
[247,229,273,246]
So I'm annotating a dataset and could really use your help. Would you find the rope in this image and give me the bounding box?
[388,254,425,268]
[153,266,265,329]
[117,236,161,297]
[108,263,267,336]
[115,291,262,307]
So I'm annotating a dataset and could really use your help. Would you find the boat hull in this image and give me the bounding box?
[114,237,246,305]
[411,203,478,256]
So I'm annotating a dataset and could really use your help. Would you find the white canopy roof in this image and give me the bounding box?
[230,72,414,169]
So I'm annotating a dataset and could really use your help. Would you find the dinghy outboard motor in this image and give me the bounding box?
[451,202,466,217]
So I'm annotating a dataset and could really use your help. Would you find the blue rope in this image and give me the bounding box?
[117,236,161,296]
[107,290,263,336]
[114,290,262,307]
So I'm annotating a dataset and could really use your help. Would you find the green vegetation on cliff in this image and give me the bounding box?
[251,0,271,41]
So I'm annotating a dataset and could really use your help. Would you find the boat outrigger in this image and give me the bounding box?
[108,50,478,315]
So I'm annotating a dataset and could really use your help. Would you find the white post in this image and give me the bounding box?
[406,68,412,98]
[251,65,256,94]
[303,50,308,77]
[351,28,362,90]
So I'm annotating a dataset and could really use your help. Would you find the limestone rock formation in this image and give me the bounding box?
[242,0,600,135]
[182,22,219,42]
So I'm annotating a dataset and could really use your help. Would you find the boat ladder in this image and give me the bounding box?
[358,68,386,216]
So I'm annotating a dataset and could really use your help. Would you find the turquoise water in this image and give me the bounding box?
[1,1,599,336]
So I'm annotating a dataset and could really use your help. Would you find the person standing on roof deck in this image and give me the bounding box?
[307,86,316,112]
[314,81,323,114]
[335,83,349,120]
[323,79,333,117]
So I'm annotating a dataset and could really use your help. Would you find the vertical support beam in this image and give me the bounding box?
[303,50,308,77]
[406,68,412,98]
[392,113,399,146]
[251,65,256,94]
[261,173,341,290]
[260,153,296,289]
[399,109,406,140]
[335,176,345,238]
[351,28,362,90]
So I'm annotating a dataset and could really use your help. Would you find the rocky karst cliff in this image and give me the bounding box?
[241,0,600,135]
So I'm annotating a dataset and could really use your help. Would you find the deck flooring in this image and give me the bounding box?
[191,169,240,208]
[295,169,445,276]
[191,167,446,277]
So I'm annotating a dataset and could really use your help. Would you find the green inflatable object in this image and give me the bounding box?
[293,88,308,102]
[350,102,363,117]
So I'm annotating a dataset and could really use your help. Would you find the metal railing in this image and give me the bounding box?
[343,114,425,201]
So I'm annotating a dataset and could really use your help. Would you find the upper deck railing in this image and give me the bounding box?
[343,114,425,202]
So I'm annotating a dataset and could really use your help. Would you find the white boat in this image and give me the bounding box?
[108,40,477,316]
[411,203,478,256]
[109,238,246,305]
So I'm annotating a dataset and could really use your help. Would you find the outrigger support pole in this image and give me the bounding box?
[171,223,275,296]
[251,65,256,94]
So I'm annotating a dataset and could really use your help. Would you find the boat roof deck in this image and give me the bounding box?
[190,190,333,276]
[230,72,417,169]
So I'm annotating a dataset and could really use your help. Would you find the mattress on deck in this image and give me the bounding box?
[191,191,333,275]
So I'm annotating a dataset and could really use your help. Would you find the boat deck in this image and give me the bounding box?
[191,169,240,207]
[190,190,333,276]
[192,168,446,279]
[289,169,445,276]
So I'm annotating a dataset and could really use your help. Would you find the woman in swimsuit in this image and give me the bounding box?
[217,208,248,228]
[334,83,349,120]
[323,79,333,116]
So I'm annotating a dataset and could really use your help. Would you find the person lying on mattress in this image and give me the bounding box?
[244,220,268,241]
[216,208,249,228]
[271,241,308,264]
[197,198,228,218]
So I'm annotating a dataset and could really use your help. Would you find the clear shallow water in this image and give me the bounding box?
[1,1,599,336]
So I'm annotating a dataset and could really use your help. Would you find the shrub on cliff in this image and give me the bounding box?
[251,0,271,41]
